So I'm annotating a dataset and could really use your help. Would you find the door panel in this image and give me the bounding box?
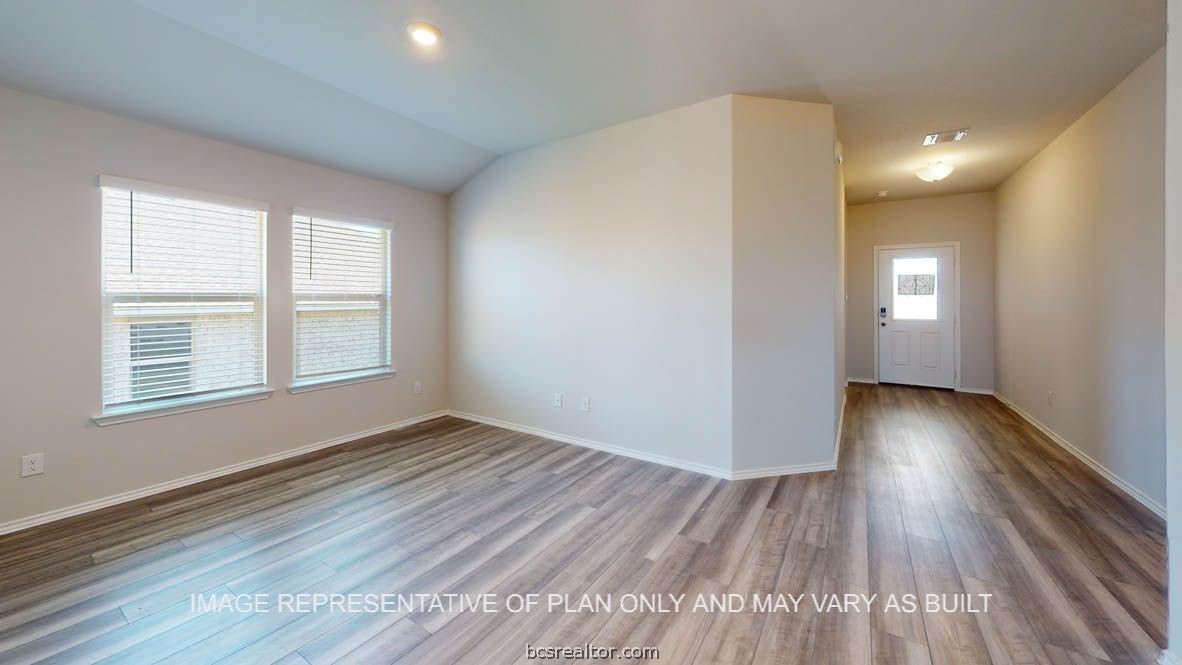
[891,332,910,366]
[877,246,955,388]
[920,332,939,368]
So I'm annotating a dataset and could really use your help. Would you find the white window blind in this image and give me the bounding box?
[292,213,391,385]
[100,179,267,415]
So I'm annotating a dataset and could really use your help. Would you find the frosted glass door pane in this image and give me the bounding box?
[893,257,938,320]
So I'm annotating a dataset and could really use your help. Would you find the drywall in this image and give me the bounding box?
[450,94,841,475]
[996,49,1165,509]
[836,159,848,437]
[1164,0,1181,656]
[449,96,735,473]
[0,85,448,526]
[731,96,839,471]
[845,192,996,391]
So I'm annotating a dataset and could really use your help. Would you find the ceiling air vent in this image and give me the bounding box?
[922,128,969,146]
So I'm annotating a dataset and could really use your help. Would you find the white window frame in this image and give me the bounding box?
[289,207,395,392]
[93,176,272,426]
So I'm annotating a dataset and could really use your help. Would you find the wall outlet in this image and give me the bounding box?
[1047,390,1054,406]
[413,381,422,395]
[21,453,44,477]
[552,392,563,408]
[581,397,591,412]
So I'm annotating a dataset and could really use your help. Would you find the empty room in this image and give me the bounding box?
[1,1,1181,664]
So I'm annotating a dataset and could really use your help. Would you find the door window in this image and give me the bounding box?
[892,257,938,320]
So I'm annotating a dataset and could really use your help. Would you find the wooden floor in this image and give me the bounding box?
[0,385,1167,664]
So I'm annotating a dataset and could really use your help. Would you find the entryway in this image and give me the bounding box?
[875,242,959,388]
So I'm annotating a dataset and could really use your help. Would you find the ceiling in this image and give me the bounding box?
[0,1,1165,201]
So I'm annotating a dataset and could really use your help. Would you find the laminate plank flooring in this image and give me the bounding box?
[0,385,1166,663]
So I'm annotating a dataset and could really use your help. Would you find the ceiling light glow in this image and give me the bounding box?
[407,22,440,46]
[915,161,954,182]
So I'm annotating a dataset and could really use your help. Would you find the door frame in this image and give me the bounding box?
[872,241,961,389]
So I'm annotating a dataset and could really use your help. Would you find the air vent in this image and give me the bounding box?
[922,128,969,146]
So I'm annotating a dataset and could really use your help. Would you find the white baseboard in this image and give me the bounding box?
[446,410,732,479]
[955,387,995,395]
[0,410,448,536]
[994,394,1166,519]
[446,410,838,481]
[729,461,837,480]
[847,377,877,385]
[1159,649,1182,665]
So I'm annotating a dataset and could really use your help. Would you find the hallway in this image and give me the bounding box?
[831,384,1165,663]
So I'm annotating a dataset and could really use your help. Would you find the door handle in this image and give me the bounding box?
[879,307,887,326]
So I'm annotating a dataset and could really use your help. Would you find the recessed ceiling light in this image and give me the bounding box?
[407,21,440,46]
[877,190,889,198]
[915,161,954,182]
[922,128,969,146]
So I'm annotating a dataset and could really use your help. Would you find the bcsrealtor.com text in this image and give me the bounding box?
[190,592,992,615]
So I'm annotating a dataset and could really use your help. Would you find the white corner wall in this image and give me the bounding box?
[836,157,848,440]
[1164,0,1181,659]
[996,48,1166,510]
[448,96,736,474]
[449,94,841,477]
[845,192,996,391]
[731,96,839,472]
[0,86,449,527]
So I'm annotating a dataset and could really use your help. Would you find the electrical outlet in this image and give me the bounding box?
[21,453,44,477]
[581,397,591,412]
[413,381,422,395]
[1047,390,1054,406]
[552,392,563,408]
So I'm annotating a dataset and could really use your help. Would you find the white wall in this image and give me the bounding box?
[449,94,841,476]
[0,86,448,526]
[1164,0,1181,658]
[731,96,839,471]
[449,96,736,473]
[836,158,847,436]
[845,192,996,391]
[996,49,1166,510]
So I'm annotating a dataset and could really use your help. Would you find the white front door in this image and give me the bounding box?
[877,245,956,388]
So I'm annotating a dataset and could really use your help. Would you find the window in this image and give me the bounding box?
[100,177,267,417]
[292,211,392,387]
[892,256,938,320]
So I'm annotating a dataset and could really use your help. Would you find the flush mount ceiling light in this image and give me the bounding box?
[915,161,954,182]
[877,190,889,198]
[407,21,440,46]
[922,128,969,146]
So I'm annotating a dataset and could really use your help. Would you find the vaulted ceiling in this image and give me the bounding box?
[0,0,1164,200]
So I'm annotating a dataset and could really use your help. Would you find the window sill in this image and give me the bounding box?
[288,368,395,394]
[92,387,274,427]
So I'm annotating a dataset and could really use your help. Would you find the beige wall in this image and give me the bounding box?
[836,158,847,434]
[449,96,736,473]
[1163,0,1180,653]
[996,48,1166,509]
[450,94,841,475]
[731,96,839,471]
[845,192,996,391]
[0,86,449,526]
